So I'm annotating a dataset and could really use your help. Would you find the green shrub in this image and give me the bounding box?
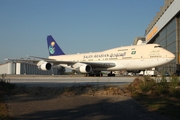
[159,76,168,86]
[156,84,168,94]
[139,79,156,93]
[170,75,179,88]
[168,76,180,97]
[154,76,168,95]
[0,74,15,92]
[169,87,180,97]
[127,84,136,93]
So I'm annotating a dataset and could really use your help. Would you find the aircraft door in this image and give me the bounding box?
[141,53,144,61]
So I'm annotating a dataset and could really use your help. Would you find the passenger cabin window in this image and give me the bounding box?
[154,46,161,48]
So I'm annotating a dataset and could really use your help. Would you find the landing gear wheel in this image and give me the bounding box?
[108,71,115,77]
[84,71,103,77]
[108,74,115,77]
[84,74,89,77]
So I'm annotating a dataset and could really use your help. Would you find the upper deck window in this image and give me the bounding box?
[154,46,161,48]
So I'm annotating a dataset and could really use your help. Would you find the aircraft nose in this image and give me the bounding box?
[167,52,175,61]
[169,52,175,58]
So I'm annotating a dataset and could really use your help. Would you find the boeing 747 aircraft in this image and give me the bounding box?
[7,35,175,76]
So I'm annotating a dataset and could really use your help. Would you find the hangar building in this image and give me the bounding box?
[143,0,180,73]
[0,62,65,75]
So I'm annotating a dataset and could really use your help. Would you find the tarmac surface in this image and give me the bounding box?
[7,75,135,88]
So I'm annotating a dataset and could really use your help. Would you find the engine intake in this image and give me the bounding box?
[37,61,52,70]
[79,64,92,73]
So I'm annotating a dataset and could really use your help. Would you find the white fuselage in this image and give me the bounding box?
[49,44,175,71]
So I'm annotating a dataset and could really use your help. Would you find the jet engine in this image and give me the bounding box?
[78,64,92,73]
[37,60,52,70]
[71,63,92,73]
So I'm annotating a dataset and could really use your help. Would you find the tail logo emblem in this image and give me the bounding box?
[49,41,55,54]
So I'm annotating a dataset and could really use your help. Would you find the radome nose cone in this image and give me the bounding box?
[168,52,175,62]
[170,53,175,59]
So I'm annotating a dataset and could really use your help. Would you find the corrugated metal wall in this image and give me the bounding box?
[0,62,15,74]
[0,62,63,75]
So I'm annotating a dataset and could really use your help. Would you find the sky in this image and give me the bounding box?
[0,0,164,62]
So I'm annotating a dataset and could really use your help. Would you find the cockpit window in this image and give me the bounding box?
[154,46,161,48]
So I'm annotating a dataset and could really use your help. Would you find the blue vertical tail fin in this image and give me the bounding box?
[47,35,65,56]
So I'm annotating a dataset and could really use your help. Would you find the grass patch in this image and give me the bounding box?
[0,74,14,120]
[127,75,180,119]
[133,94,180,119]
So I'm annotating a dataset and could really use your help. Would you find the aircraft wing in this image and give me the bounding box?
[6,56,116,68]
[5,58,75,65]
[5,58,40,64]
[29,56,116,68]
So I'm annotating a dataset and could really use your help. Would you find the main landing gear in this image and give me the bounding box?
[107,71,115,77]
[85,71,103,77]
[85,71,115,77]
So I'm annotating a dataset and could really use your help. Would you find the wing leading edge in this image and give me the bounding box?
[6,56,116,68]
